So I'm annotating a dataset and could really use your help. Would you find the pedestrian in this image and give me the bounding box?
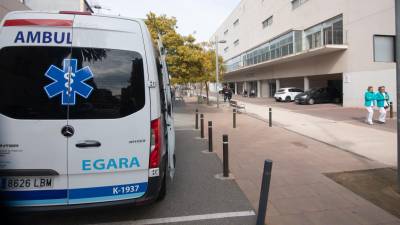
[223,85,228,102]
[364,86,375,125]
[227,88,233,102]
[375,86,390,124]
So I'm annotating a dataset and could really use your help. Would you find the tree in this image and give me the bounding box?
[197,46,225,104]
[145,12,225,104]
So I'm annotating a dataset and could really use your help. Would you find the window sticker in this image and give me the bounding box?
[44,59,94,105]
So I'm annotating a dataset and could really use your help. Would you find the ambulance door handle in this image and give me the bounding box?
[76,140,101,148]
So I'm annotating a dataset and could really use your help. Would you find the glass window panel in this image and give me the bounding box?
[374,36,395,62]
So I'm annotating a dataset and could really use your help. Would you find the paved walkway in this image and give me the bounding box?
[232,95,397,133]
[188,99,400,225]
[204,94,397,167]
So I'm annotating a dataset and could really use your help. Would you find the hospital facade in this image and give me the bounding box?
[211,0,396,107]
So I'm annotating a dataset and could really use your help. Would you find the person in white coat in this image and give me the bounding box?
[364,86,375,125]
[375,86,390,124]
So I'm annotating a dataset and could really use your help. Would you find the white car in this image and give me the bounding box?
[274,87,304,102]
[0,11,175,209]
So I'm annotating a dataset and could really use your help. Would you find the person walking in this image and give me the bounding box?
[364,86,375,125]
[227,87,233,102]
[375,86,390,124]
[223,85,228,102]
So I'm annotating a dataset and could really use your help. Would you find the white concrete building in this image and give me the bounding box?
[1,0,29,19]
[21,0,93,12]
[212,0,396,107]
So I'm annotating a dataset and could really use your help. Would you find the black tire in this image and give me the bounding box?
[308,98,315,105]
[285,96,291,102]
[156,159,167,201]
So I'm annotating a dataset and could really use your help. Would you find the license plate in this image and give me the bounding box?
[1,177,53,190]
[295,99,299,103]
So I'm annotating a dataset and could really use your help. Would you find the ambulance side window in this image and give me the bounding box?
[68,48,146,119]
[155,55,166,115]
[0,46,70,119]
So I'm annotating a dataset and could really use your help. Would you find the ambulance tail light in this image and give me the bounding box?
[149,118,161,168]
[60,11,92,15]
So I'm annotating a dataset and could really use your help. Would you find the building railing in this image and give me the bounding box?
[224,29,347,73]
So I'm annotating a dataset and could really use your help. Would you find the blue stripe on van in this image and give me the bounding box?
[1,189,67,201]
[5,199,68,206]
[69,182,148,199]
[69,192,145,204]
[1,182,148,206]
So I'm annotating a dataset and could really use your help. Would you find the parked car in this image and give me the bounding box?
[295,87,341,105]
[274,87,304,102]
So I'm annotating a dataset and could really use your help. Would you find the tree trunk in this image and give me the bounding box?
[205,82,210,105]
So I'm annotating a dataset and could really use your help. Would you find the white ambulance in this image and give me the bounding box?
[0,11,175,209]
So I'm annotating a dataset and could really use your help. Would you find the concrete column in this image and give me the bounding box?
[234,82,238,95]
[304,76,310,91]
[276,79,280,90]
[244,81,248,92]
[257,80,261,97]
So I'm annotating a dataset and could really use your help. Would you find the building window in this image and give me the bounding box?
[224,47,229,53]
[374,35,395,62]
[224,29,229,35]
[292,0,308,10]
[305,15,343,49]
[234,39,240,46]
[262,16,273,29]
[233,19,240,27]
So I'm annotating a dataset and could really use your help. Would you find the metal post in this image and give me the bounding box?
[396,0,400,189]
[233,109,237,128]
[256,160,273,225]
[223,135,229,177]
[269,108,272,127]
[215,36,220,109]
[200,114,204,139]
[208,121,213,152]
[195,109,199,130]
[390,102,394,119]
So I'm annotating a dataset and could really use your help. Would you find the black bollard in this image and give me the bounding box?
[269,108,272,127]
[195,109,199,129]
[223,135,229,177]
[256,160,273,225]
[200,114,204,138]
[390,102,394,119]
[233,109,237,128]
[208,121,213,152]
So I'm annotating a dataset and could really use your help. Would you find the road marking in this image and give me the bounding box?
[126,210,256,225]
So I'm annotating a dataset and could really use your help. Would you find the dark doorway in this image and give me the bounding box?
[328,79,343,104]
[269,81,276,97]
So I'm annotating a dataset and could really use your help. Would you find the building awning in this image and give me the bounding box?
[224,44,348,76]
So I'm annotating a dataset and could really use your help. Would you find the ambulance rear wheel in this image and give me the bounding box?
[157,159,167,201]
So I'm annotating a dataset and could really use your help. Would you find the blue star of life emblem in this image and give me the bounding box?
[44,59,94,105]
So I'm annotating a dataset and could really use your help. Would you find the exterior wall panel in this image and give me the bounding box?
[213,0,395,108]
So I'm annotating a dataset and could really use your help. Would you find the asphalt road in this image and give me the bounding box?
[8,100,256,225]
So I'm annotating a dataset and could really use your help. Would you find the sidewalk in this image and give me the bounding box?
[233,95,397,133]
[187,99,400,225]
[205,94,397,167]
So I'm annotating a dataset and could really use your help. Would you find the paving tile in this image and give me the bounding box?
[269,184,317,200]
[305,209,363,225]
[347,205,400,225]
[267,213,314,225]
[272,196,333,214]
